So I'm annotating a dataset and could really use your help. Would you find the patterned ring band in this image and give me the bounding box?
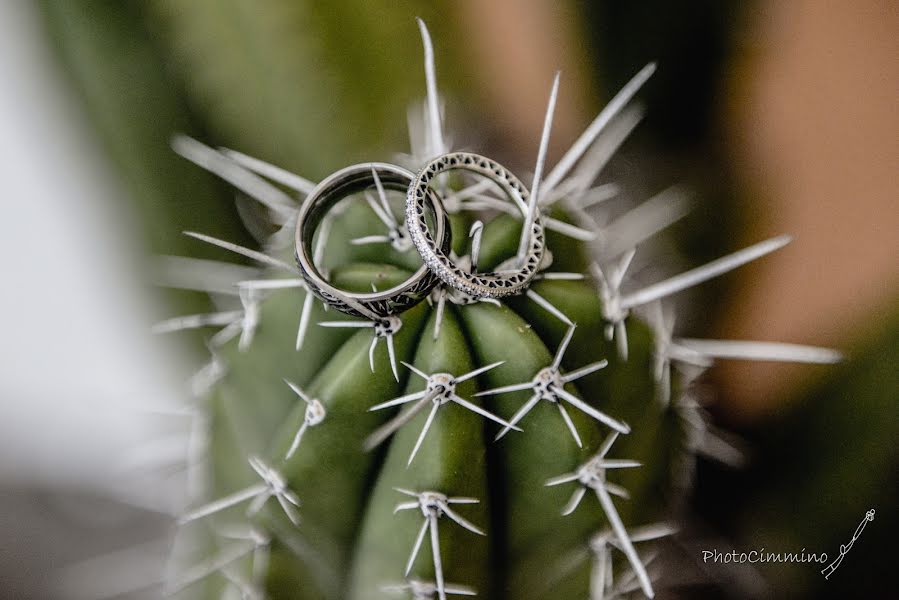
[405,152,545,298]
[295,163,451,319]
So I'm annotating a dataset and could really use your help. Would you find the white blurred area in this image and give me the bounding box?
[0,1,188,511]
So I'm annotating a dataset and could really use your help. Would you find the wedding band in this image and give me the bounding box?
[405,152,545,298]
[295,163,451,318]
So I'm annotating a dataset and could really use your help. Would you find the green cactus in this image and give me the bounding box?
[147,20,842,600]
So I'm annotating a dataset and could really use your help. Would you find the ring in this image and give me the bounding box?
[295,163,451,319]
[405,152,545,298]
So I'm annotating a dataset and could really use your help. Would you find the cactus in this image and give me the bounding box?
[153,21,841,600]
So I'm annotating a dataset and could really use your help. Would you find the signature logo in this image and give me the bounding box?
[821,508,875,580]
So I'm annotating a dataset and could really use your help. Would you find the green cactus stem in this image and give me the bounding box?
[152,20,841,600]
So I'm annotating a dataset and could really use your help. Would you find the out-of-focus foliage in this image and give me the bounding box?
[705,310,898,599]
[146,0,470,180]
[39,1,249,263]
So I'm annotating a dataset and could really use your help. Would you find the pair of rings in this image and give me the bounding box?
[294,152,546,319]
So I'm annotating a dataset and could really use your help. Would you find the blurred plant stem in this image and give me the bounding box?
[37,0,251,336]
[38,1,252,261]
[146,0,469,179]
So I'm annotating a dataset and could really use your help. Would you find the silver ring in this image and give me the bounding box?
[295,163,451,319]
[405,152,545,298]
